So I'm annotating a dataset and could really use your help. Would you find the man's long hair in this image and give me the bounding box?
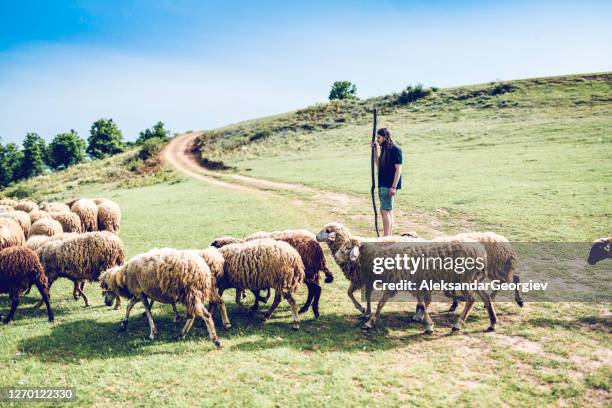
[377,128,394,167]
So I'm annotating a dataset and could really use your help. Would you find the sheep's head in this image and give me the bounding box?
[588,238,612,265]
[316,222,350,243]
[210,236,243,248]
[99,265,123,307]
[334,238,361,263]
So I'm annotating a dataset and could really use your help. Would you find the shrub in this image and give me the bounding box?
[396,83,430,105]
[137,121,170,145]
[249,128,272,142]
[137,137,165,161]
[329,81,358,100]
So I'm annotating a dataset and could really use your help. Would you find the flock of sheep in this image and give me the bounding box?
[0,197,610,348]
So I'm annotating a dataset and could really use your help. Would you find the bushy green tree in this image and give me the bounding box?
[48,130,86,169]
[137,121,170,145]
[87,118,125,159]
[0,141,24,187]
[329,81,358,100]
[20,132,47,179]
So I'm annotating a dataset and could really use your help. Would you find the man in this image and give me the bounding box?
[375,128,402,236]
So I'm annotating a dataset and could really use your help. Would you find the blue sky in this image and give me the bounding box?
[1,0,610,144]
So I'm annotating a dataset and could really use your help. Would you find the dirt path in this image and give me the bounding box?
[163,132,445,237]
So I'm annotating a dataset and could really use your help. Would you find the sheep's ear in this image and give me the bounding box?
[349,245,360,261]
[328,231,336,241]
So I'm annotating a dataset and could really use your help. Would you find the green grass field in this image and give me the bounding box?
[1,73,610,407]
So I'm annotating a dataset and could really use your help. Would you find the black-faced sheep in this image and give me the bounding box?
[99,248,229,347]
[0,210,31,237]
[28,218,64,238]
[36,231,125,306]
[218,239,304,330]
[49,211,82,233]
[588,237,611,265]
[0,246,53,323]
[94,198,121,234]
[70,199,98,232]
[0,218,25,250]
[335,238,494,333]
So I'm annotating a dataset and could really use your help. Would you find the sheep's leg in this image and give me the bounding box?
[347,282,365,316]
[513,275,524,307]
[74,282,90,307]
[33,278,55,309]
[323,266,334,284]
[33,278,54,322]
[73,281,80,300]
[3,295,21,324]
[363,291,393,330]
[120,298,139,331]
[249,295,259,314]
[210,291,231,330]
[413,294,425,322]
[477,290,497,332]
[452,291,475,332]
[310,281,322,319]
[421,292,434,334]
[235,290,247,310]
[298,280,316,316]
[114,296,121,310]
[262,290,282,321]
[449,298,459,313]
[283,292,300,330]
[172,303,181,323]
[142,300,155,317]
[179,314,197,340]
[197,303,221,348]
[261,288,271,303]
[141,296,157,340]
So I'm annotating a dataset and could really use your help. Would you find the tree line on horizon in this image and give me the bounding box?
[0,119,171,188]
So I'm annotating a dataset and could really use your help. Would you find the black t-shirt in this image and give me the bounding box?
[378,144,402,189]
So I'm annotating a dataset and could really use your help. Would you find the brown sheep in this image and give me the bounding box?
[0,246,53,323]
[40,201,71,213]
[49,211,82,233]
[100,248,228,346]
[0,218,25,250]
[218,239,304,330]
[0,210,31,237]
[95,199,121,233]
[70,199,98,232]
[0,199,18,207]
[0,205,14,213]
[14,200,38,213]
[29,209,51,224]
[28,219,63,238]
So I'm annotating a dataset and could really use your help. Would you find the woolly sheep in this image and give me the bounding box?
[588,237,611,265]
[0,210,31,237]
[243,229,333,318]
[40,201,71,213]
[70,199,98,232]
[99,248,229,346]
[0,199,18,207]
[218,239,304,330]
[315,222,423,318]
[0,205,13,213]
[36,231,125,306]
[95,199,121,233]
[49,211,82,233]
[29,209,51,224]
[0,218,25,250]
[0,246,54,323]
[14,200,38,213]
[28,218,63,238]
[335,238,494,333]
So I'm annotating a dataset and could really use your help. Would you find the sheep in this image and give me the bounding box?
[211,236,244,248]
[0,210,31,237]
[218,239,304,330]
[40,201,71,213]
[49,211,82,233]
[70,199,98,232]
[95,199,121,233]
[29,209,51,224]
[334,238,494,333]
[315,222,422,318]
[99,248,229,346]
[0,199,18,207]
[0,218,25,250]
[244,230,333,318]
[431,232,523,314]
[0,205,13,213]
[0,246,53,323]
[36,231,125,307]
[28,218,63,238]
[14,200,38,213]
[588,237,611,265]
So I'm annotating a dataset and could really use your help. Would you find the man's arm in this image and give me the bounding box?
[389,164,402,197]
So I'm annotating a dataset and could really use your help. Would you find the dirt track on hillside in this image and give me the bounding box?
[163,132,445,237]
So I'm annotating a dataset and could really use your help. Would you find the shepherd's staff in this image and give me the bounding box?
[370,108,380,237]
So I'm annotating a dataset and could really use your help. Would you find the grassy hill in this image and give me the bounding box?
[0,72,610,407]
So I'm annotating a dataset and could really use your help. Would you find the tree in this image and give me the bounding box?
[48,130,86,169]
[137,121,170,145]
[87,118,125,159]
[20,132,47,179]
[329,81,358,100]
[0,141,24,187]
